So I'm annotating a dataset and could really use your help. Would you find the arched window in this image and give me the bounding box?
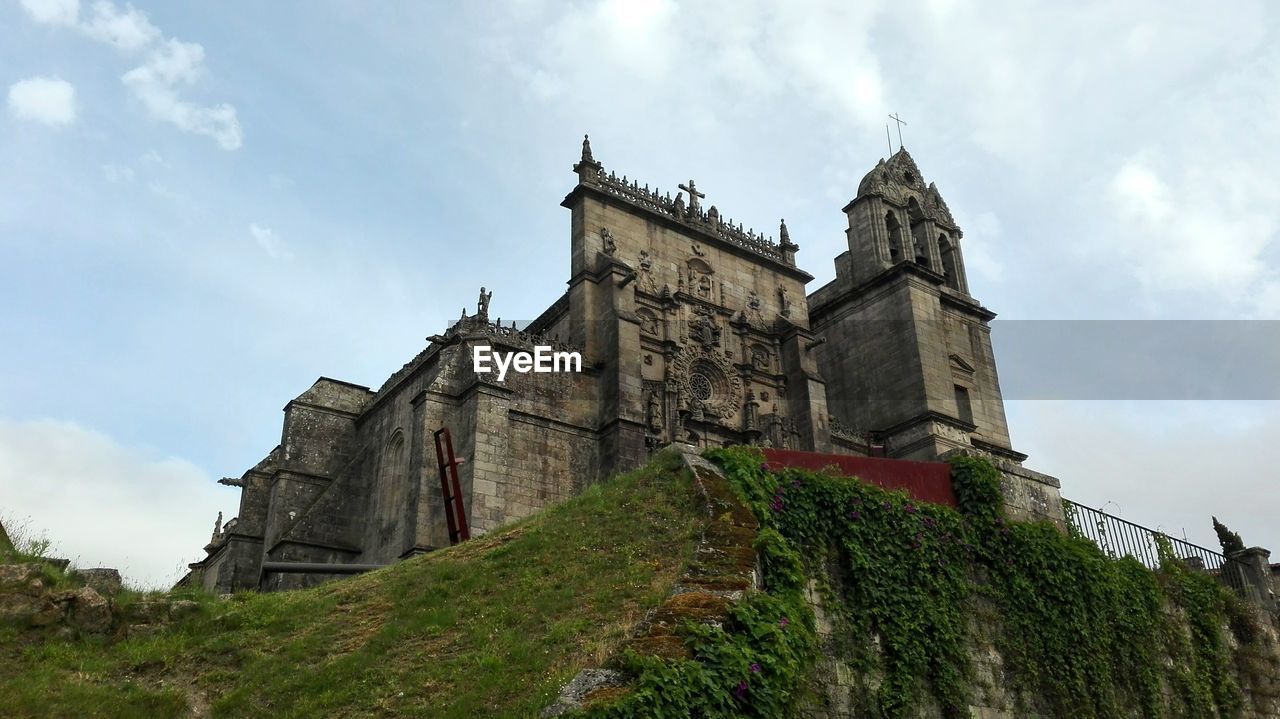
[885,210,903,262]
[374,430,408,550]
[939,234,960,291]
[907,198,930,268]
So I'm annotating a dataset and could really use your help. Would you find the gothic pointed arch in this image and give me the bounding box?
[885,210,904,262]
[939,234,960,290]
[907,197,931,268]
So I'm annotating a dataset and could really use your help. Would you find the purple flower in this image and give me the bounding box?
[734,680,749,700]
[760,462,770,472]
[750,663,762,673]
[882,500,892,510]
[792,479,802,488]
[770,499,784,512]
[848,510,861,521]
[905,503,917,514]
[779,616,790,628]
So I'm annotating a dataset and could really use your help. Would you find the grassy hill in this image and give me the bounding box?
[0,451,702,718]
[5,447,1278,719]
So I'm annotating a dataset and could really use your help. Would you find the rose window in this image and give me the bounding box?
[689,372,713,401]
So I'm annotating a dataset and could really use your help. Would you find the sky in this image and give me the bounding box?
[1,0,1277,588]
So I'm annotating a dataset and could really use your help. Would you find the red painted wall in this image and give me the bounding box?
[761,449,957,507]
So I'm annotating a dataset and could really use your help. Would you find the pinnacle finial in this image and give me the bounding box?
[581,134,594,163]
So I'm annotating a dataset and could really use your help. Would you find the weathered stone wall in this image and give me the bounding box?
[811,274,931,444]
[800,582,1280,719]
[470,366,599,533]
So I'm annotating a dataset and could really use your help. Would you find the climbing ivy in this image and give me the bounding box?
[580,447,1255,718]
[712,447,976,718]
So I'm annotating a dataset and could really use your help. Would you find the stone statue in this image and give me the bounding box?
[778,286,792,318]
[779,218,795,247]
[692,314,720,347]
[601,227,616,255]
[646,389,662,431]
[478,287,493,319]
[697,275,713,299]
[214,511,223,536]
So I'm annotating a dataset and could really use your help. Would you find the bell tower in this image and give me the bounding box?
[808,148,1022,461]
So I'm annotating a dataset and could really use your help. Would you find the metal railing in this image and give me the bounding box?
[1062,499,1249,594]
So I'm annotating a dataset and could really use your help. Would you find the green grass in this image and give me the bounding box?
[0,451,702,718]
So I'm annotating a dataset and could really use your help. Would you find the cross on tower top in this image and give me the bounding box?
[678,179,705,213]
[888,113,907,149]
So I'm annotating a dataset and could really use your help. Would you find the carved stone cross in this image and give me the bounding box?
[678,179,705,214]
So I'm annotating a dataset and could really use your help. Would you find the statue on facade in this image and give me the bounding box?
[477,287,493,319]
[697,274,713,299]
[692,314,720,347]
[646,389,663,432]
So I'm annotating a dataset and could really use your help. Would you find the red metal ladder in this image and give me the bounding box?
[433,427,471,545]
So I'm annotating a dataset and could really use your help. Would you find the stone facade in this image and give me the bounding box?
[184,139,1061,593]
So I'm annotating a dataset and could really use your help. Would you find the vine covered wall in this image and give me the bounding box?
[556,447,1280,718]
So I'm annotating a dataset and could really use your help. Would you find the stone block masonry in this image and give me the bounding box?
[184,140,1063,593]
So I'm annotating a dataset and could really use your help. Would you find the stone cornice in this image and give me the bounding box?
[562,183,814,283]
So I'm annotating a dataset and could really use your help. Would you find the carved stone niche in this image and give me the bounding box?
[637,250,658,292]
[643,380,665,433]
[688,312,721,348]
[636,307,660,337]
[669,345,742,422]
[749,344,771,371]
[686,257,714,300]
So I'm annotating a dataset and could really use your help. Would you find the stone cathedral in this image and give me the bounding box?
[185,138,1057,593]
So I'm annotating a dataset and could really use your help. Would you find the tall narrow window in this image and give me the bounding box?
[954,385,973,424]
[939,234,960,291]
[907,198,930,267]
[885,211,903,261]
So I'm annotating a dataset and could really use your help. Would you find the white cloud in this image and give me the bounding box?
[81,0,160,52]
[19,0,79,26]
[100,162,134,182]
[502,0,887,134]
[0,419,236,589]
[122,39,243,150]
[250,223,292,260]
[7,76,76,126]
[19,0,242,149]
[1108,154,1280,313]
